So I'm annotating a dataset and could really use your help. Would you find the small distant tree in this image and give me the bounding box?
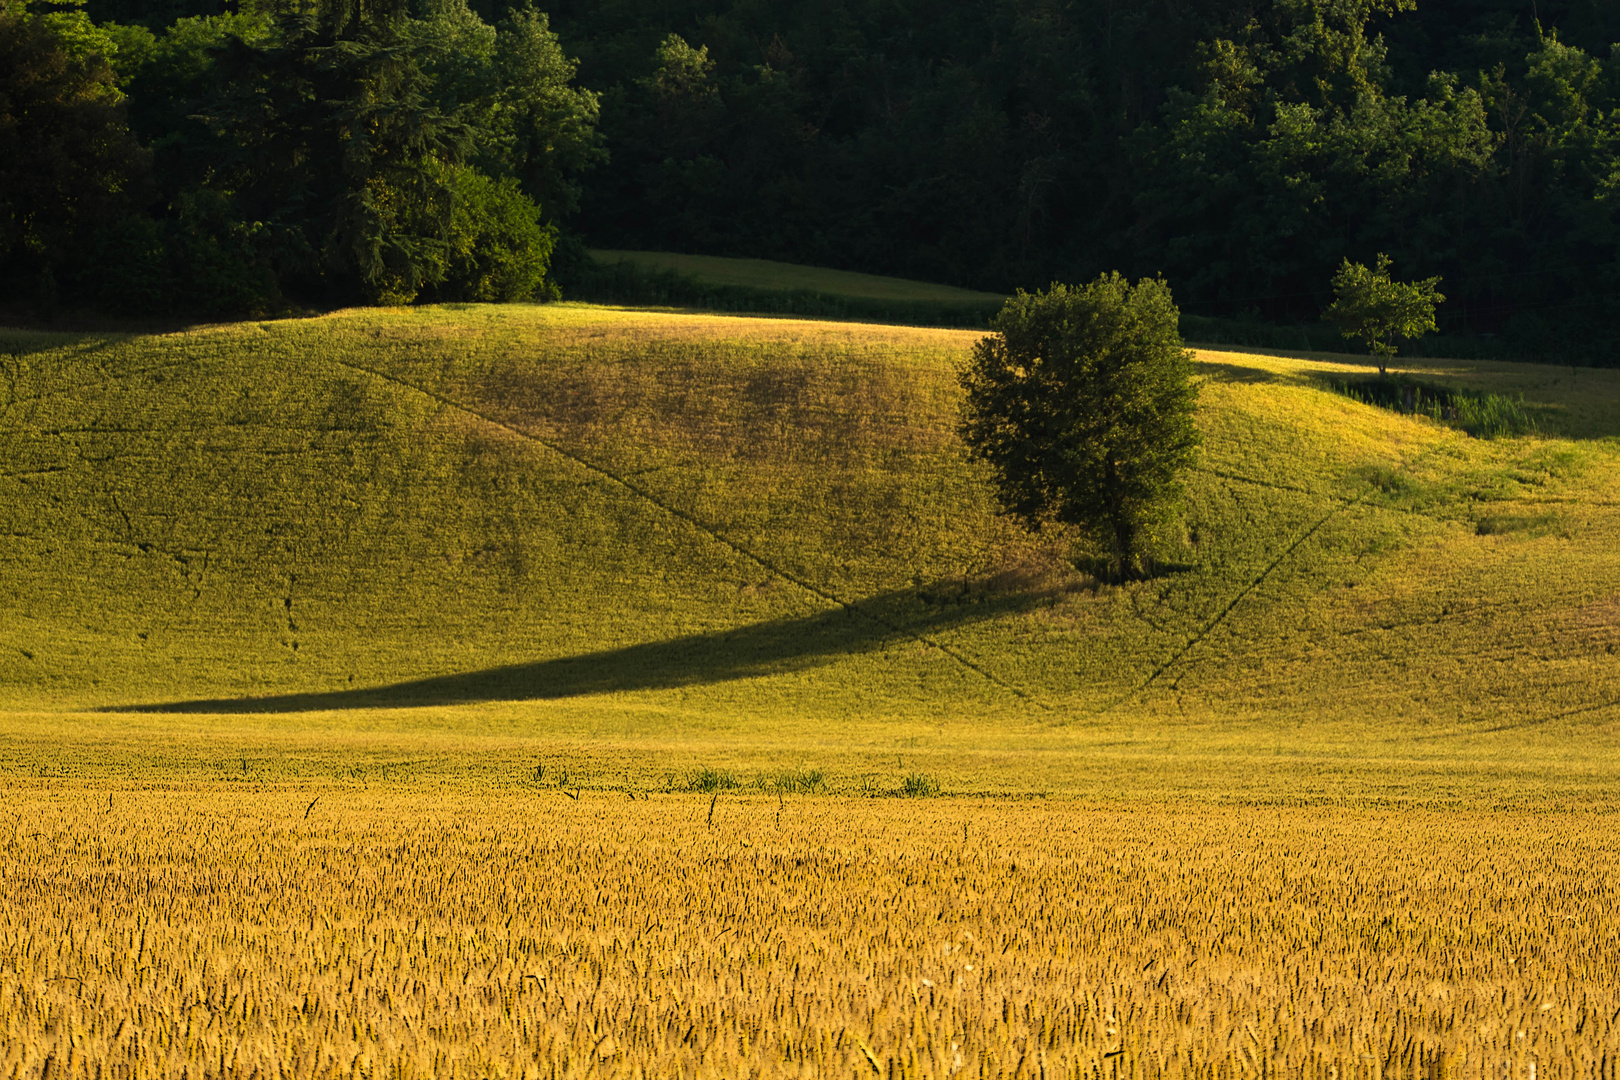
[1323,254,1444,374]
[958,275,1201,581]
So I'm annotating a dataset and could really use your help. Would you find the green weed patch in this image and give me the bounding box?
[1326,375,1538,438]
[900,772,941,797]
[683,766,740,792]
[759,767,826,794]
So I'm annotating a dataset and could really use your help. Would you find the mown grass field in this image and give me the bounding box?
[4,302,1620,1075]
[3,304,1617,763]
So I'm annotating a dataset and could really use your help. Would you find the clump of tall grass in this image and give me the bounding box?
[900,772,940,797]
[758,768,825,794]
[1326,375,1536,438]
[1448,391,1537,438]
[683,766,739,793]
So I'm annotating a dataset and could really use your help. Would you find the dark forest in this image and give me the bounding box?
[6,0,1618,359]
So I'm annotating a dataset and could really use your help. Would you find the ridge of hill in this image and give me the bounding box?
[576,250,1528,360]
[3,303,1618,798]
[573,251,1007,326]
[586,251,1005,304]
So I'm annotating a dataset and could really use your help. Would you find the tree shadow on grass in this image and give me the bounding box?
[1,328,131,360]
[1192,358,1355,386]
[108,581,1062,714]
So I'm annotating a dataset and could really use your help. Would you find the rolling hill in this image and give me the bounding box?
[3,303,1618,799]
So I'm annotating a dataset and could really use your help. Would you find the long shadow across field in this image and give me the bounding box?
[110,583,1054,713]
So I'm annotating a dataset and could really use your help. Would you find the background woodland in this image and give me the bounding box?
[5,0,1619,359]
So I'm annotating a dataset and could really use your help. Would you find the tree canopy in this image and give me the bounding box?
[1323,254,1444,373]
[0,0,149,306]
[530,0,1620,362]
[958,277,1201,581]
[1,0,600,314]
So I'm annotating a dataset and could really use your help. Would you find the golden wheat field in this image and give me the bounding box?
[4,785,1618,1079]
[7,305,1620,1076]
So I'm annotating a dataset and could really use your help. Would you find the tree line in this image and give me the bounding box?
[5,0,1619,361]
[550,0,1616,361]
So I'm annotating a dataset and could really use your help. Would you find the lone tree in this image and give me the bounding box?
[958,274,1201,581]
[1322,254,1444,375]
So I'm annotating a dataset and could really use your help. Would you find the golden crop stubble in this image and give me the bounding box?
[3,788,1618,1078]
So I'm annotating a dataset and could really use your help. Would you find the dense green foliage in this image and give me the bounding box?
[1324,254,1445,373]
[959,278,1201,580]
[532,0,1620,360]
[1,0,599,312]
[0,0,150,309]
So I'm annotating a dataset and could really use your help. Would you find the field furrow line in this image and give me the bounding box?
[1482,694,1620,733]
[1085,496,1360,721]
[1192,465,1328,498]
[325,357,1044,707]
[1086,433,1477,720]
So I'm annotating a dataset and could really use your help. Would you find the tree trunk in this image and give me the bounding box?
[1111,513,1136,582]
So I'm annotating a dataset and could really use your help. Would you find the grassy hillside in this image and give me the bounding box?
[3,304,1619,797]
[8,303,1618,1078]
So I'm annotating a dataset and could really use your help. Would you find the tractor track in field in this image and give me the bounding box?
[327,357,1046,709]
[1197,464,1469,521]
[1192,466,1327,498]
[1085,497,1362,722]
[1087,439,1461,722]
[1481,695,1620,733]
[1408,694,1620,740]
